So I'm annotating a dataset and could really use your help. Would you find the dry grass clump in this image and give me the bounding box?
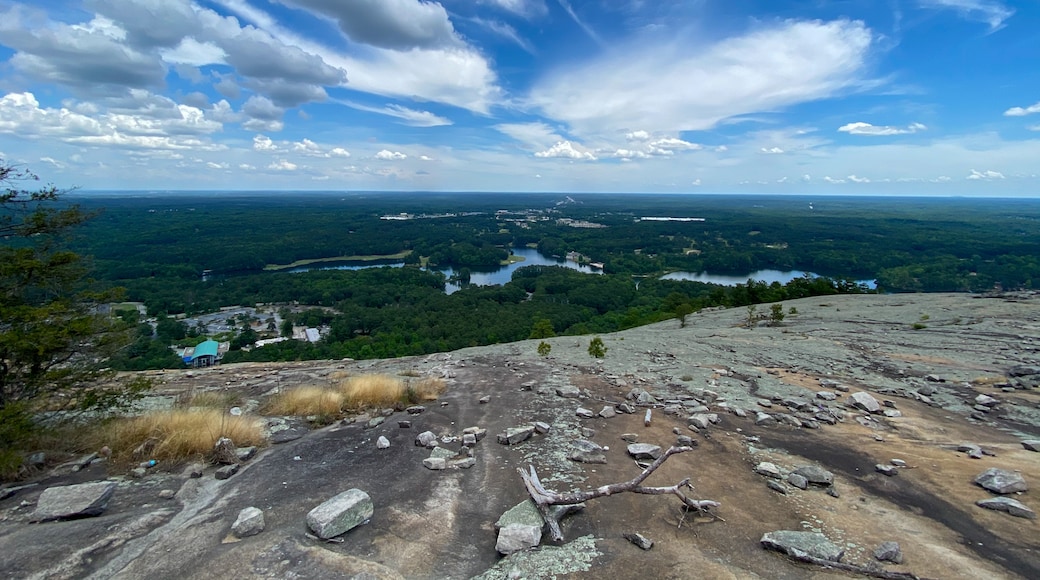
[95,409,265,466]
[409,377,446,402]
[265,386,344,417]
[971,375,1007,386]
[340,374,406,408]
[178,390,241,409]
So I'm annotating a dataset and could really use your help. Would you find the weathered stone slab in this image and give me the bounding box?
[793,465,834,486]
[555,386,581,398]
[31,481,117,522]
[848,392,881,414]
[761,530,844,562]
[570,440,607,464]
[974,468,1028,494]
[873,541,903,564]
[495,500,544,530]
[497,425,535,445]
[976,496,1036,519]
[306,489,374,539]
[215,464,239,480]
[1021,440,1040,452]
[755,462,783,479]
[496,523,542,554]
[415,431,438,448]
[232,507,265,538]
[623,532,654,550]
[598,406,616,419]
[626,443,662,460]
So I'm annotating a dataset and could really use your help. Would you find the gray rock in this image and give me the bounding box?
[188,463,205,478]
[462,433,477,447]
[215,464,239,480]
[376,436,390,449]
[451,457,476,469]
[623,532,654,550]
[883,410,902,418]
[158,489,176,499]
[423,457,447,470]
[235,447,257,462]
[756,399,773,408]
[556,386,581,398]
[406,405,426,414]
[793,465,834,486]
[848,392,881,414]
[582,427,596,439]
[570,440,607,464]
[975,394,998,407]
[306,489,373,539]
[598,406,616,419]
[627,443,662,460]
[366,417,385,429]
[974,467,1028,494]
[767,480,787,494]
[976,496,1036,519]
[575,407,595,419]
[617,402,636,414]
[1020,440,1040,452]
[463,426,488,441]
[429,446,455,460]
[787,473,809,490]
[1008,365,1040,377]
[760,531,844,562]
[890,459,906,467]
[232,506,265,538]
[755,462,783,479]
[876,464,898,476]
[496,523,542,554]
[620,433,638,442]
[496,500,544,530]
[634,390,657,405]
[415,431,438,448]
[676,435,696,447]
[498,425,535,445]
[755,412,777,426]
[398,420,411,428]
[816,391,837,401]
[534,421,551,434]
[129,467,147,479]
[31,482,117,522]
[687,414,711,430]
[732,407,748,418]
[479,395,490,404]
[873,541,903,564]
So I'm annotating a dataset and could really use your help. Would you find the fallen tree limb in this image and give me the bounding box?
[518,445,721,541]
[783,551,929,580]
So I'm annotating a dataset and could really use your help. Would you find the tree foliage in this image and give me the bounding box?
[0,161,132,416]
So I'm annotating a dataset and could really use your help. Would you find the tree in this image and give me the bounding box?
[1,161,139,467]
[588,336,606,358]
[529,318,556,339]
[675,303,694,328]
[537,341,552,357]
[769,303,785,326]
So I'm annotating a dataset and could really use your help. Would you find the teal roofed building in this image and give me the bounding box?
[182,339,221,368]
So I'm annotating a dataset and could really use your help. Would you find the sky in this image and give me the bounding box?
[0,0,1038,195]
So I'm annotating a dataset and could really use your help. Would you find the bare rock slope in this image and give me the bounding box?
[2,292,1039,579]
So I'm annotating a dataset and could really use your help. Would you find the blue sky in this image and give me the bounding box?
[0,0,1037,195]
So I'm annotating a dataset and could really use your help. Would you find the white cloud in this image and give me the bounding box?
[280,0,461,50]
[267,159,297,171]
[823,176,846,183]
[480,0,547,18]
[625,130,650,142]
[329,147,351,158]
[341,101,452,127]
[691,178,701,186]
[967,169,1005,180]
[159,37,226,66]
[495,122,565,149]
[1029,125,1040,132]
[760,147,785,154]
[649,137,700,155]
[613,149,650,160]
[376,149,408,160]
[239,163,256,170]
[253,135,278,151]
[1004,101,1040,116]
[534,140,597,160]
[838,121,926,136]
[419,155,434,161]
[206,161,229,169]
[918,0,1014,31]
[530,19,873,137]
[847,174,870,183]
[293,138,323,155]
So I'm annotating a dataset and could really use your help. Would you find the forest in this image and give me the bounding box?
[58,192,1040,370]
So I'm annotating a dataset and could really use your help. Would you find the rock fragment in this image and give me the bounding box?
[875,464,898,477]
[31,481,117,522]
[570,440,607,464]
[627,443,662,460]
[976,497,1036,519]
[496,523,542,554]
[1021,440,1040,452]
[232,507,265,538]
[848,392,881,414]
[306,489,373,539]
[623,532,654,550]
[215,464,239,480]
[792,465,834,486]
[415,431,438,448]
[498,426,535,445]
[755,462,783,479]
[376,436,390,449]
[873,541,903,564]
[760,531,844,562]
[974,468,1028,494]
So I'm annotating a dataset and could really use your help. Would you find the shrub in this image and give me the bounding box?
[911,322,927,330]
[265,386,344,417]
[537,341,552,357]
[93,409,266,467]
[179,390,241,409]
[588,337,607,358]
[339,374,407,408]
[769,303,785,325]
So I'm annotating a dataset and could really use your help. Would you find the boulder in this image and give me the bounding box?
[598,406,616,419]
[1020,440,1040,452]
[463,426,488,441]
[876,464,898,477]
[575,407,595,419]
[617,402,636,414]
[873,541,903,564]
[974,394,998,407]
[534,422,551,434]
[1008,365,1040,377]
[376,436,390,449]
[555,386,581,399]
[423,457,447,470]
[687,414,711,430]
[626,443,662,460]
[497,426,535,445]
[848,392,881,414]
[792,465,834,486]
[415,431,438,448]
[306,489,374,539]
[976,496,1036,519]
[760,531,844,562]
[495,500,544,530]
[767,480,788,494]
[755,412,777,426]
[974,468,1028,494]
[215,464,239,480]
[570,440,607,464]
[232,507,266,538]
[787,473,809,490]
[496,523,542,554]
[31,481,117,522]
[755,462,783,479]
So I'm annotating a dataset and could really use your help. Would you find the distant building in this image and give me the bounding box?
[182,339,222,368]
[305,328,321,342]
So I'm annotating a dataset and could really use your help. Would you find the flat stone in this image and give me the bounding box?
[429,446,455,460]
[398,420,411,428]
[235,447,257,462]
[534,422,551,434]
[598,406,616,419]
[479,395,490,404]
[462,433,477,447]
[498,425,535,445]
[627,443,662,460]
[496,500,544,530]
[496,523,542,554]
[158,489,176,499]
[755,462,783,479]
[405,405,426,414]
[890,459,906,467]
[761,531,844,562]
[755,412,777,426]
[848,392,881,414]
[423,457,447,470]
[873,541,903,564]
[816,391,837,401]
[556,386,581,398]
[767,480,788,494]
[876,464,897,476]
[1021,440,1040,452]
[623,532,654,550]
[687,414,711,430]
[975,394,998,407]
[620,433,638,442]
[976,496,1036,519]
[793,465,834,486]
[306,489,373,539]
[232,506,265,538]
[31,482,117,522]
[376,436,390,449]
[787,473,809,490]
[617,402,636,414]
[576,407,595,419]
[463,426,487,441]
[365,417,385,429]
[215,464,239,480]
[570,440,607,464]
[974,467,1028,494]
[450,457,476,469]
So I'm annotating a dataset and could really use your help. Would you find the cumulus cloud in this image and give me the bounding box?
[847,174,870,183]
[838,121,926,136]
[613,149,650,160]
[535,140,597,160]
[823,176,846,184]
[918,0,1014,31]
[967,169,1005,179]
[530,19,873,136]
[283,0,461,50]
[376,149,408,160]
[267,159,297,171]
[1004,101,1040,116]
[329,147,351,158]
[648,137,700,155]
[252,134,278,151]
[625,130,650,142]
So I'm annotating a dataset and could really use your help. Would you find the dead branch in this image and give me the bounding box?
[518,445,721,541]
[782,551,929,580]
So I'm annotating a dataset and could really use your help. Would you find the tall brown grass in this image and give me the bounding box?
[340,374,406,408]
[409,377,446,402]
[94,409,266,467]
[265,386,344,416]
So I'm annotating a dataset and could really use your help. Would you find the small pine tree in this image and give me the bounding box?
[588,337,607,358]
[675,303,694,328]
[529,318,556,339]
[769,303,785,325]
[537,341,551,357]
[745,304,758,328]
